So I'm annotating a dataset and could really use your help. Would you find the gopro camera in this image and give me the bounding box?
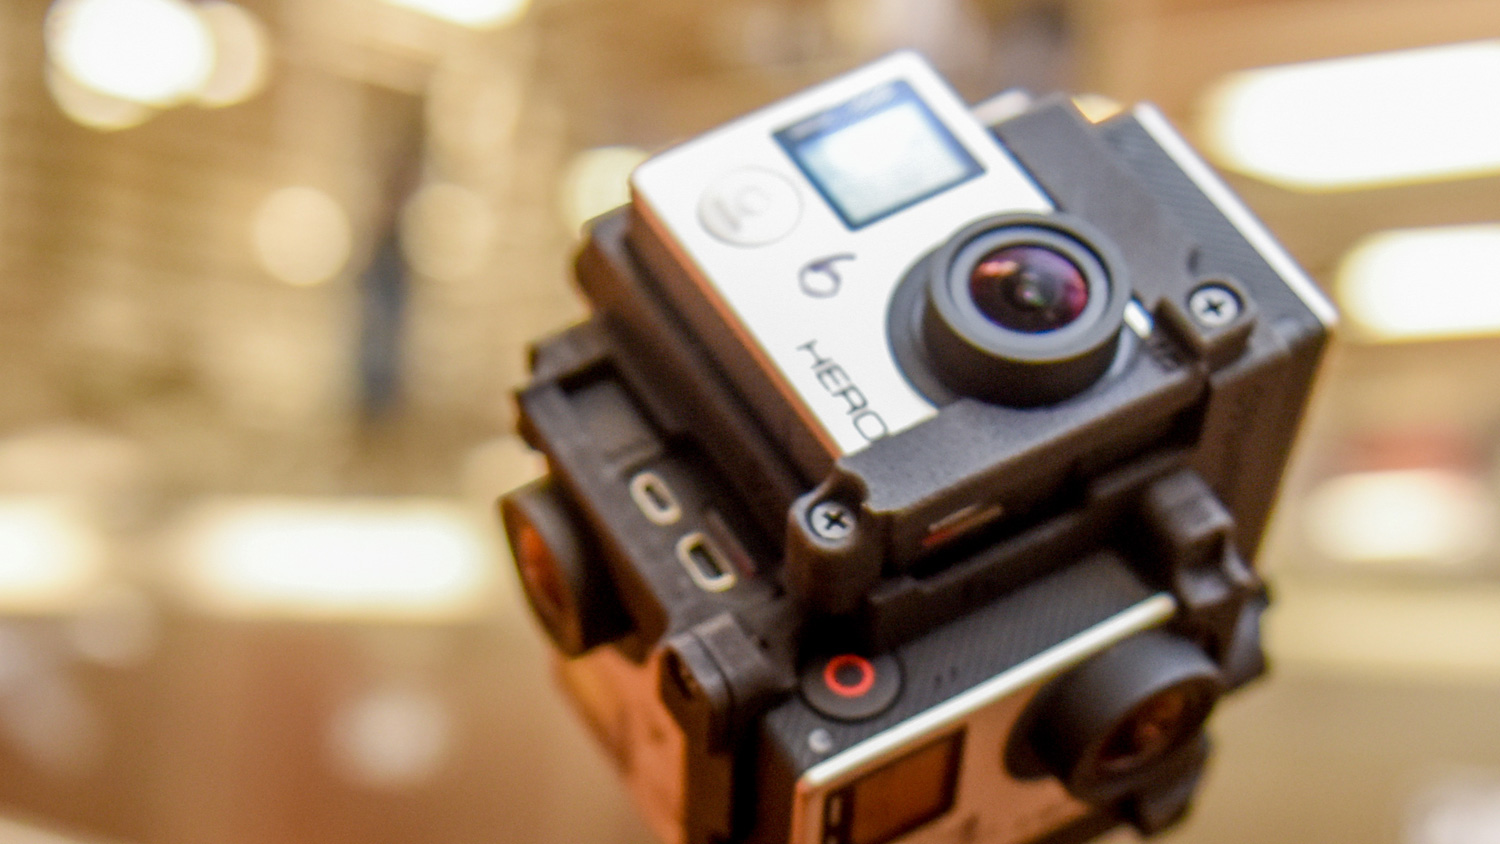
[501,53,1334,844]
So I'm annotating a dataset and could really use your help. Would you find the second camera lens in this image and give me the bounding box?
[501,479,633,656]
[1094,685,1197,776]
[1004,630,1222,803]
[968,244,1090,334]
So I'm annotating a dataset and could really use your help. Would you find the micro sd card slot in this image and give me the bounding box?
[921,502,1005,550]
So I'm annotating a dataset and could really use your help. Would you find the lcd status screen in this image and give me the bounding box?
[826,732,964,844]
[776,80,983,229]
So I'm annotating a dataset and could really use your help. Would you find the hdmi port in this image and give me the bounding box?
[676,532,736,593]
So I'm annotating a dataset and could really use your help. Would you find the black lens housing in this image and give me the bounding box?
[502,479,630,657]
[917,214,1130,406]
[1006,630,1223,804]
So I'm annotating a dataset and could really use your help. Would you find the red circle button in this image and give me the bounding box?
[824,654,877,698]
[801,652,902,721]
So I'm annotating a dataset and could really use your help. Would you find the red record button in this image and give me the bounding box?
[801,652,902,721]
[825,654,877,698]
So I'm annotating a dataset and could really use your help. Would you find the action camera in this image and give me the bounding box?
[500,52,1334,844]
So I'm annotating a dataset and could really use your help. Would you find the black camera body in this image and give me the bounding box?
[502,53,1333,844]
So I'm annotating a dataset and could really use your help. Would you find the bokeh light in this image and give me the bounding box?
[45,63,153,131]
[328,686,452,789]
[177,499,495,620]
[0,498,103,615]
[46,0,215,107]
[66,585,160,669]
[196,0,272,108]
[1202,40,1500,191]
[426,62,525,165]
[1337,225,1500,342]
[559,146,649,233]
[1305,469,1497,567]
[400,182,497,282]
[252,186,354,287]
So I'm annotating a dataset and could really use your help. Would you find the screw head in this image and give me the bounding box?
[1187,284,1241,328]
[808,501,854,541]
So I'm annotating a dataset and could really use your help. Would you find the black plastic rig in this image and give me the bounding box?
[502,97,1330,844]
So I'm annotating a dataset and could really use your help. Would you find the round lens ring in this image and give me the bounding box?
[501,481,631,657]
[911,215,1130,406]
[1094,685,1196,776]
[1001,629,1223,804]
[515,522,572,632]
[968,244,1090,334]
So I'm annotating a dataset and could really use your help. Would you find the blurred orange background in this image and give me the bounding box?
[2,1,1500,843]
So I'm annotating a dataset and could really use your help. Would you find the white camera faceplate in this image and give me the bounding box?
[631,53,1052,458]
[789,593,1177,844]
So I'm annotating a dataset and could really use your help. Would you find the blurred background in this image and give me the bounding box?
[1,0,1499,843]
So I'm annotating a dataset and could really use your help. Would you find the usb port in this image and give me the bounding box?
[676,532,736,593]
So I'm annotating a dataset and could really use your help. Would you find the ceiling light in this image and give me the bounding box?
[46,0,215,106]
[1201,41,1500,191]
[1305,469,1495,566]
[1337,225,1500,342]
[381,0,530,29]
[177,499,495,620]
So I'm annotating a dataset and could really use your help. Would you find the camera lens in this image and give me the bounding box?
[968,244,1090,334]
[1005,630,1222,802]
[514,521,573,635]
[501,479,632,656]
[910,215,1131,407]
[1095,685,1199,776]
